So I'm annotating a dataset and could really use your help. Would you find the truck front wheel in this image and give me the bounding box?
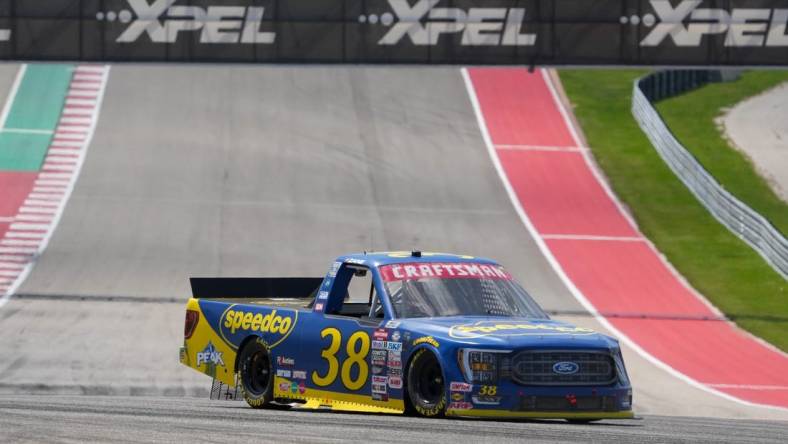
[238,338,273,408]
[406,349,446,417]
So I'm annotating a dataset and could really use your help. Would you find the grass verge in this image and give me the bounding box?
[655,71,788,235]
[558,69,787,352]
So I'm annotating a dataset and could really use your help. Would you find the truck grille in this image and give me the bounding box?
[510,351,616,386]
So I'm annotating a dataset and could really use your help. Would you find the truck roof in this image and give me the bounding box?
[336,251,500,268]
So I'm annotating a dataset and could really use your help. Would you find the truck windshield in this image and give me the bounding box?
[379,262,548,319]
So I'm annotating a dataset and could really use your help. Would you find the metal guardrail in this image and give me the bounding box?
[632,71,788,280]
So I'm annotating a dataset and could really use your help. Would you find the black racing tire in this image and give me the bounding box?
[406,349,447,418]
[238,338,274,409]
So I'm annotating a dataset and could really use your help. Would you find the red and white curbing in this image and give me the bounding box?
[0,65,110,305]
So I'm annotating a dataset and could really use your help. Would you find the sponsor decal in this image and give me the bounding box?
[448,401,472,410]
[290,381,298,394]
[552,361,580,375]
[372,365,385,375]
[220,306,296,349]
[314,303,324,311]
[317,291,329,300]
[371,350,387,365]
[451,392,465,402]
[322,278,332,290]
[100,0,276,44]
[472,396,502,406]
[390,331,401,342]
[450,382,472,392]
[345,258,366,265]
[388,376,402,389]
[380,262,511,282]
[374,328,389,341]
[372,393,389,401]
[292,370,307,380]
[299,381,306,394]
[372,340,402,351]
[372,376,388,395]
[278,382,290,392]
[387,358,402,369]
[363,0,537,47]
[196,341,224,367]
[276,369,291,378]
[276,356,294,367]
[412,336,440,348]
[449,321,595,339]
[625,0,788,48]
[329,261,341,277]
[388,367,402,377]
[385,320,401,328]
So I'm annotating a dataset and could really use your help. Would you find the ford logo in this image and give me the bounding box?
[552,361,580,375]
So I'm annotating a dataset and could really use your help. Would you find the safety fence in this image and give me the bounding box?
[632,70,788,279]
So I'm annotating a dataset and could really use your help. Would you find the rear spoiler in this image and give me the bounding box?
[189,277,324,299]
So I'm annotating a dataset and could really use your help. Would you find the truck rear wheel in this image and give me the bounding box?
[407,349,446,417]
[238,338,273,408]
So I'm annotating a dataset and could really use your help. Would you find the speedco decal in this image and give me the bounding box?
[627,0,788,47]
[380,262,511,282]
[220,305,297,349]
[449,321,595,339]
[97,0,276,44]
[362,0,536,46]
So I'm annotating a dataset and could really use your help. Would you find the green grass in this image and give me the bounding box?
[655,71,788,235]
[558,69,788,352]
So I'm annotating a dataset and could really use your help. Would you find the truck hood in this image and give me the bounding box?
[396,316,618,350]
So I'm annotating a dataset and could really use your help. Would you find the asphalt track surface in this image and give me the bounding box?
[1,395,787,444]
[0,64,786,442]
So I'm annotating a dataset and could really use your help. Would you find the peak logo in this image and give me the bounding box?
[99,0,276,44]
[631,0,788,47]
[365,0,536,46]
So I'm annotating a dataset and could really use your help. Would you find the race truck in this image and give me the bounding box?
[180,251,634,421]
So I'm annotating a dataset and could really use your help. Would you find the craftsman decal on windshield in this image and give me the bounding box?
[379,262,511,282]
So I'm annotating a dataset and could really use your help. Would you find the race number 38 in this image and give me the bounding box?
[312,328,370,391]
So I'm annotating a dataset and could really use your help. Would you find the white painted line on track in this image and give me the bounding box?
[62,108,93,116]
[27,194,62,201]
[1,239,40,247]
[24,200,59,207]
[11,222,50,231]
[707,384,788,391]
[60,117,92,125]
[541,234,645,242]
[5,231,46,238]
[14,215,53,222]
[461,67,788,413]
[43,156,79,165]
[47,140,84,147]
[0,217,14,223]
[0,64,26,129]
[496,144,589,152]
[0,271,19,277]
[0,247,37,254]
[1,128,54,135]
[45,149,79,157]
